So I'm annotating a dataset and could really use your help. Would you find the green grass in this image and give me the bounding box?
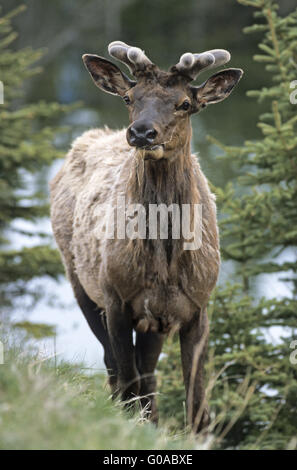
[0,344,199,450]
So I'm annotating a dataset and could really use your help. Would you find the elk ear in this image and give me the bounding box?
[191,68,243,110]
[82,54,136,96]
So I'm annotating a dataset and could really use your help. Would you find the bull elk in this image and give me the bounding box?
[50,41,243,432]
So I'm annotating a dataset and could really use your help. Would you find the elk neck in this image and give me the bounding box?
[124,126,201,273]
[127,129,200,208]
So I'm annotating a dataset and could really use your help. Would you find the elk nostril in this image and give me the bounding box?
[129,126,138,144]
[145,129,157,141]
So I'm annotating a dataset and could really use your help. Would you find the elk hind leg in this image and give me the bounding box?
[179,309,210,433]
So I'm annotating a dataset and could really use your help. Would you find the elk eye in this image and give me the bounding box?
[181,100,190,111]
[123,95,131,105]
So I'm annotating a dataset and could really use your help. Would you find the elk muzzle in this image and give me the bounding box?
[127,120,164,160]
[127,120,158,147]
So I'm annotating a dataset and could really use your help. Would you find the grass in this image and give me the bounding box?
[0,343,201,450]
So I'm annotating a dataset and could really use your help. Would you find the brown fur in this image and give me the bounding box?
[51,128,219,330]
[50,125,219,429]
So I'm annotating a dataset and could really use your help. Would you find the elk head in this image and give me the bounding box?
[83,41,243,161]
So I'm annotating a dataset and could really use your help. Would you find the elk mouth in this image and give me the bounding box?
[142,144,165,160]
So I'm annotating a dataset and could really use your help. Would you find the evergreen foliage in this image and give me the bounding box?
[0,6,69,317]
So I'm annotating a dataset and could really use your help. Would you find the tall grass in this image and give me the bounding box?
[0,344,200,450]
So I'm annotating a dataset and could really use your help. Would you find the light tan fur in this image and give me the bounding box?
[50,127,220,333]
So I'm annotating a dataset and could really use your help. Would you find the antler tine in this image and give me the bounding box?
[175,49,231,80]
[108,41,153,76]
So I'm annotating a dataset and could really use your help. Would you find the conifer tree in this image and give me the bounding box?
[158,0,297,449]
[0,6,69,319]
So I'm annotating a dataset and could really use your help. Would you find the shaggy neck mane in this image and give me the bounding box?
[127,138,199,207]
[125,133,201,281]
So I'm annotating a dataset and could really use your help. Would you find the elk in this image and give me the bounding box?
[50,41,243,432]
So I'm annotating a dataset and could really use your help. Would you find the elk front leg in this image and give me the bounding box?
[135,331,164,424]
[69,272,118,394]
[105,289,140,404]
[179,309,210,433]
